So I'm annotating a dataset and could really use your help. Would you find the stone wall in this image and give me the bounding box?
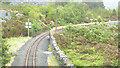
[49,31,74,67]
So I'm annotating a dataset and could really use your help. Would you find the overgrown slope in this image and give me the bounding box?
[54,24,119,66]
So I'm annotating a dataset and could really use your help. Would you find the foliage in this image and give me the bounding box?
[1,37,31,66]
[63,24,117,44]
[83,2,105,9]
[111,9,117,16]
[110,9,118,21]
[30,21,48,37]
[0,1,119,67]
[54,24,119,66]
[1,2,118,38]
[56,2,68,7]
[118,5,120,20]
[2,2,117,25]
[2,39,12,66]
[58,2,88,23]
[2,22,27,38]
[0,23,2,67]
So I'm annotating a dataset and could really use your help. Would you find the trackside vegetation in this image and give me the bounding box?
[1,2,118,38]
[54,24,119,66]
[0,2,119,66]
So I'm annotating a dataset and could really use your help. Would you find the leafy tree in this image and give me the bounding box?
[111,9,117,16]
[83,2,105,9]
[1,2,117,38]
[118,5,120,20]
[5,12,8,16]
[56,2,68,7]
[2,2,10,5]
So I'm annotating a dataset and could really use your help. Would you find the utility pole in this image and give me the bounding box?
[28,19,29,38]
[55,9,58,32]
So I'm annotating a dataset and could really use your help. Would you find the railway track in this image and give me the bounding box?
[25,29,64,68]
[25,32,49,68]
[25,23,104,67]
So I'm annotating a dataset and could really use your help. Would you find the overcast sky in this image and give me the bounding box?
[103,0,119,9]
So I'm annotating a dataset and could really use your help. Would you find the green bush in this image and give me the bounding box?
[0,23,13,66]
[30,21,50,37]
[2,39,12,66]
[2,22,27,38]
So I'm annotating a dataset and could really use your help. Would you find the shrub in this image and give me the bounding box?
[2,39,12,66]
[30,22,50,37]
[2,22,27,38]
[54,24,119,66]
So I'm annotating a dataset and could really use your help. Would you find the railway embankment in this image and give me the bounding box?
[49,30,74,67]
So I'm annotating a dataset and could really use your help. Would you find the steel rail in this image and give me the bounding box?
[25,32,49,68]
[25,29,64,68]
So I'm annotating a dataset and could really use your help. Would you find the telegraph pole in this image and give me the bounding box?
[55,9,58,32]
[28,19,29,38]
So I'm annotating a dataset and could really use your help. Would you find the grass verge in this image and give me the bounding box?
[47,45,59,66]
[5,37,32,66]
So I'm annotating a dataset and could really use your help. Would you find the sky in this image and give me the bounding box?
[103,0,119,9]
[81,0,119,9]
